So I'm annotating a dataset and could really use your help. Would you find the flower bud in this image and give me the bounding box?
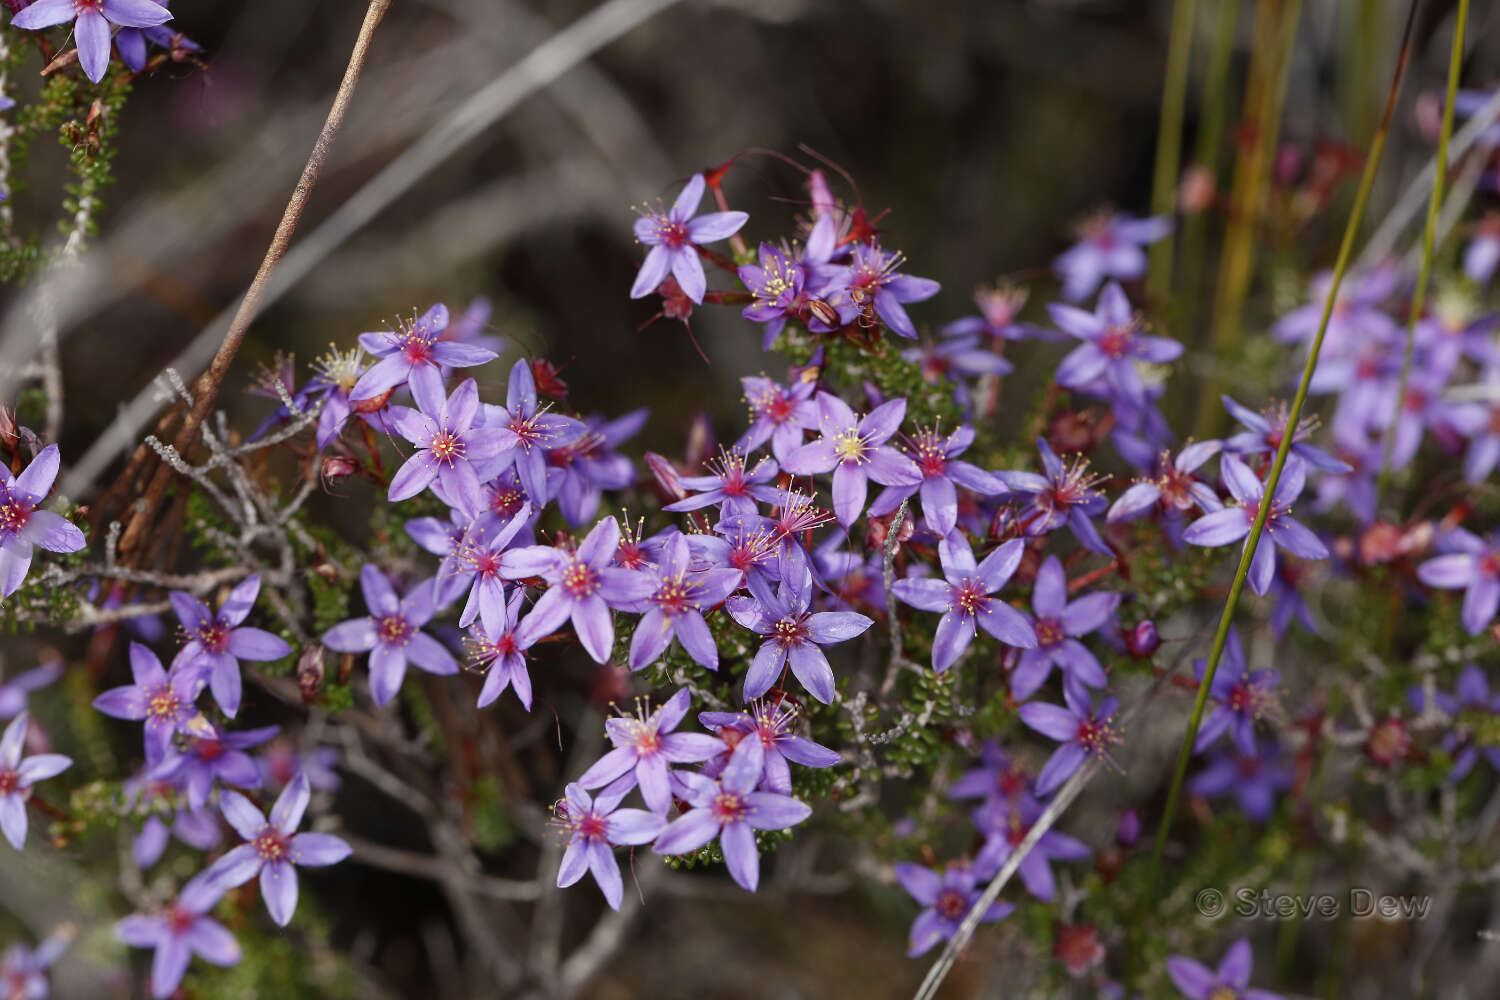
[1115,807,1141,847]
[1124,620,1159,658]
[297,646,325,703]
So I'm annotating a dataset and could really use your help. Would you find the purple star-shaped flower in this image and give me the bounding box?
[1003,439,1112,557]
[115,873,241,999]
[1052,211,1170,303]
[652,736,812,891]
[499,515,653,663]
[0,445,87,598]
[1018,675,1121,796]
[739,242,809,349]
[443,502,533,628]
[687,514,782,604]
[388,377,513,517]
[546,407,647,527]
[1010,556,1119,699]
[0,929,68,1000]
[0,711,71,850]
[1187,738,1293,822]
[170,574,290,718]
[1051,282,1182,407]
[893,861,1013,957]
[891,535,1034,674]
[947,741,1036,813]
[783,393,920,527]
[479,359,587,505]
[727,564,874,704]
[972,797,1091,902]
[576,688,725,814]
[147,723,278,811]
[664,449,782,518]
[1106,440,1223,524]
[464,586,539,710]
[1183,455,1330,596]
[1192,627,1279,756]
[629,173,748,304]
[202,774,352,927]
[1221,394,1352,473]
[822,243,940,339]
[736,375,819,464]
[320,566,458,706]
[868,424,1006,537]
[698,699,841,795]
[1417,527,1500,635]
[553,781,664,911]
[628,534,741,672]
[92,643,214,762]
[350,304,497,406]
[0,658,61,719]
[12,0,172,84]
[1409,665,1500,782]
[1166,938,1283,1000]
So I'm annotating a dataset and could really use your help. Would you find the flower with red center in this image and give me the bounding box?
[576,689,726,815]
[972,797,1091,901]
[1184,454,1330,596]
[1051,282,1182,409]
[0,445,86,599]
[819,243,940,339]
[1052,209,1170,302]
[147,722,277,811]
[1003,438,1113,557]
[0,712,71,850]
[168,574,291,719]
[698,699,841,795]
[115,873,241,999]
[687,514,782,602]
[1222,394,1351,473]
[321,565,458,707]
[627,534,740,672]
[478,359,588,507]
[869,423,1006,536]
[653,736,812,891]
[93,643,214,762]
[350,303,496,406]
[0,928,69,1000]
[891,534,1034,674]
[1010,555,1120,699]
[665,448,783,518]
[11,0,172,83]
[1054,924,1106,979]
[436,502,532,629]
[552,782,664,910]
[727,563,874,704]
[737,375,819,464]
[499,515,654,663]
[202,774,352,927]
[893,861,1013,957]
[465,585,539,710]
[1018,675,1121,796]
[1108,440,1225,525]
[629,173,748,303]
[1417,527,1500,635]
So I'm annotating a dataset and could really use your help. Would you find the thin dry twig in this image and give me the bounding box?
[116,0,392,562]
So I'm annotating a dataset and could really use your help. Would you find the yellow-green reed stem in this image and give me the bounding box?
[1175,0,1242,333]
[1376,0,1467,513]
[1149,0,1419,892]
[1191,0,1302,438]
[1147,0,1200,305]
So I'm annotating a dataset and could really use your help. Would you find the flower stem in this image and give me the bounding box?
[1375,0,1468,513]
[1146,0,1200,304]
[1191,0,1301,438]
[1149,0,1420,892]
[1173,0,1241,335]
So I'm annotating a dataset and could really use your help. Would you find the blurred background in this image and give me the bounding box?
[3,0,1499,996]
